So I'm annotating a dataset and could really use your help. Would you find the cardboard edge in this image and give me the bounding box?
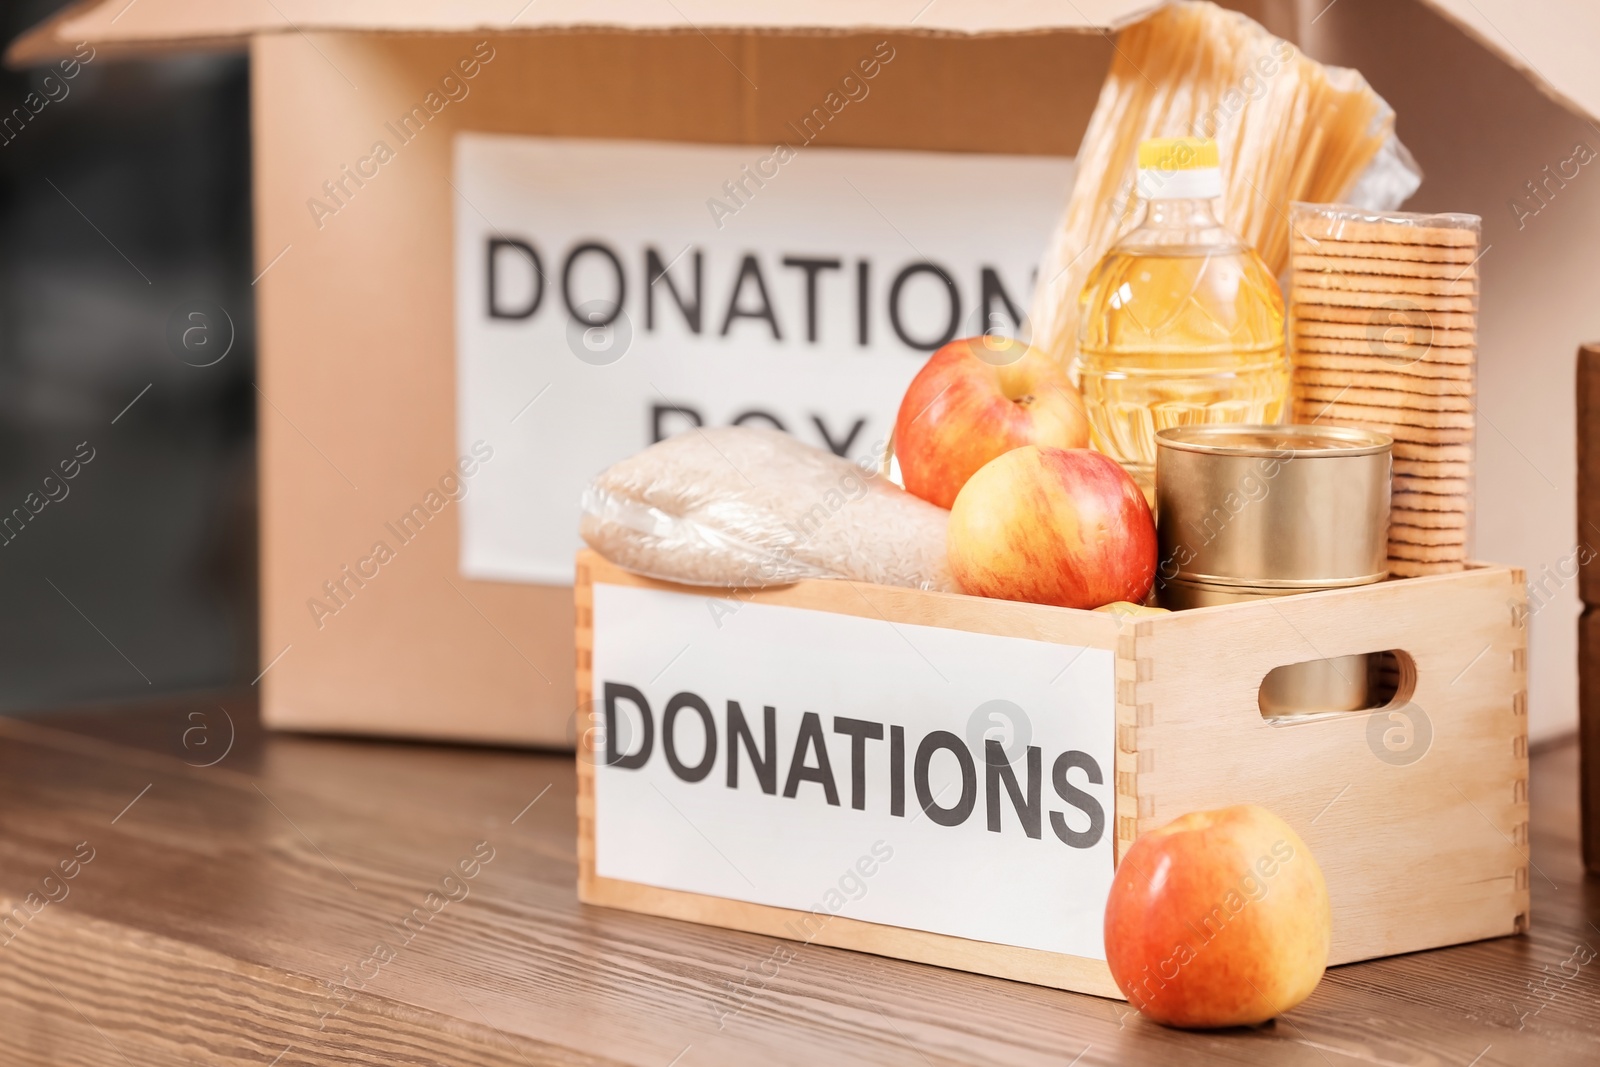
[6,4,246,66]
[7,0,1157,68]
[6,0,98,66]
[25,0,1596,123]
[1408,0,1600,126]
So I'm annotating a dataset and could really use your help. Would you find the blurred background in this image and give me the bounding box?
[0,0,1594,738]
[0,0,256,710]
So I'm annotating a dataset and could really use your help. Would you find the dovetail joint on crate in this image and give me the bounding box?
[1116,624,1158,839]
[1114,622,1151,860]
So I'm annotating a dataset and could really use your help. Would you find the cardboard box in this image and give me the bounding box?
[13,0,1599,747]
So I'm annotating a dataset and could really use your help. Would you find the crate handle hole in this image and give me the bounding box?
[1258,649,1415,723]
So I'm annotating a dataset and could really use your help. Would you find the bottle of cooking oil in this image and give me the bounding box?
[1075,137,1287,499]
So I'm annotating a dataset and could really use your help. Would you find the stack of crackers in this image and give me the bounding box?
[1287,204,1480,578]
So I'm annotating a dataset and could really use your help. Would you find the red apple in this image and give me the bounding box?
[946,445,1155,609]
[894,336,1089,509]
[1104,805,1332,1029]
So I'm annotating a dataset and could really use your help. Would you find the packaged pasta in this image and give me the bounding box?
[1030,1,1420,370]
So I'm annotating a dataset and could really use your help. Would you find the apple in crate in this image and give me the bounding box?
[894,336,1089,509]
[1104,805,1332,1029]
[947,446,1155,609]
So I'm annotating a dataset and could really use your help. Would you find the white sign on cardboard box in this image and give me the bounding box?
[588,583,1117,960]
[453,133,1073,584]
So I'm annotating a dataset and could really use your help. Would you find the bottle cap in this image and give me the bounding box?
[1136,137,1223,200]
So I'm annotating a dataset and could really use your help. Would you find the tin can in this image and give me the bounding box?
[1155,424,1392,588]
[1154,425,1393,716]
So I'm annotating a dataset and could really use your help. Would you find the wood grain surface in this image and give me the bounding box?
[0,690,1595,1066]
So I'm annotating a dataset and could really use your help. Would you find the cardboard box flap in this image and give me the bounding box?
[1415,0,1600,125]
[14,0,1600,128]
[8,0,1162,63]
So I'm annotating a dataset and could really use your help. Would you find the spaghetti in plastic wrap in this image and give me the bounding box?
[1030,1,1421,370]
[581,427,957,592]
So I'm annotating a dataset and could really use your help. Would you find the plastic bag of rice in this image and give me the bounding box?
[580,427,956,593]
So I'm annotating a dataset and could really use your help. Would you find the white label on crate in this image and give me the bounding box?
[453,133,1073,583]
[589,583,1117,961]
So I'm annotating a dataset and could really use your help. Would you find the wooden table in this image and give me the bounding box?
[1,693,1595,1066]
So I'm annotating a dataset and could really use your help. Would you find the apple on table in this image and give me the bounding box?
[1104,804,1332,1029]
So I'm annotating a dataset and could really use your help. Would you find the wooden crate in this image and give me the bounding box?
[574,549,1528,998]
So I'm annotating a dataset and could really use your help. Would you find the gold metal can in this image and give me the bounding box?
[1154,424,1392,589]
[1154,425,1393,717]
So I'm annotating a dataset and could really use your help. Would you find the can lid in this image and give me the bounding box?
[1155,424,1393,458]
